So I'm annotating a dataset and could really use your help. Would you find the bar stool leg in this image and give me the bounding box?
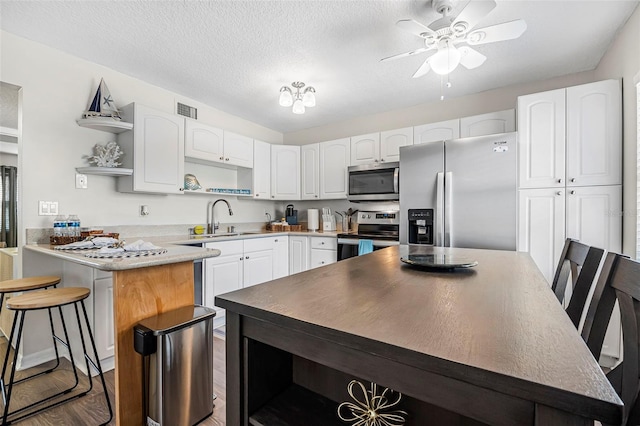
[2,311,25,425]
[0,309,19,404]
[76,300,113,425]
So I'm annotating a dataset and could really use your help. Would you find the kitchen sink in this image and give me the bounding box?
[189,231,263,239]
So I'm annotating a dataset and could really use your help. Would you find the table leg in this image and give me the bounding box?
[226,311,246,426]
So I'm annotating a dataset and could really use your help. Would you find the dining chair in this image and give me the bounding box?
[581,253,640,425]
[551,238,605,328]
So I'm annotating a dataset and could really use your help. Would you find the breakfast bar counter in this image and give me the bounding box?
[23,243,220,426]
[216,245,623,425]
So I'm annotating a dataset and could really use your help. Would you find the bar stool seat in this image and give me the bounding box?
[1,287,112,425]
[7,287,89,310]
[0,276,60,293]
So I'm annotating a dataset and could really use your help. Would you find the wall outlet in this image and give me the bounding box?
[38,200,58,216]
[140,205,149,216]
[75,173,88,189]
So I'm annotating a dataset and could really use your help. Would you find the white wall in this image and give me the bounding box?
[594,5,640,257]
[0,152,17,167]
[0,31,284,232]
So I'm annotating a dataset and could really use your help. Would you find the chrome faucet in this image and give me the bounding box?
[207,199,234,234]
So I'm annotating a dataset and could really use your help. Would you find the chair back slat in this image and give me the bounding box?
[552,238,605,328]
[566,245,606,328]
[583,253,640,425]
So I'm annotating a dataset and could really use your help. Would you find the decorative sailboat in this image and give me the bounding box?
[83,78,121,120]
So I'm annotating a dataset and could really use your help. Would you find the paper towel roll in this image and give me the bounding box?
[307,209,319,232]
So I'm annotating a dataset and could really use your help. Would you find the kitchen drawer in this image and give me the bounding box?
[244,237,276,252]
[205,240,243,256]
[310,237,337,250]
[310,249,337,269]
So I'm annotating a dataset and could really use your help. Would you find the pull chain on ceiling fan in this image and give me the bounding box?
[381,0,527,79]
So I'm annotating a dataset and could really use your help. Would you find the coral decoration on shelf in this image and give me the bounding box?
[86,141,124,167]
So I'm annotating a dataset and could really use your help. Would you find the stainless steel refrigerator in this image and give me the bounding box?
[399,132,517,250]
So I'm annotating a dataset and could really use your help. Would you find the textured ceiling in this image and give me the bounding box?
[1,1,638,133]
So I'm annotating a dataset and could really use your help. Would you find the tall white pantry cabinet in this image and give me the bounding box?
[517,79,622,363]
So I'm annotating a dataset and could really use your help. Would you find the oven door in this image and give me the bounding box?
[337,238,399,261]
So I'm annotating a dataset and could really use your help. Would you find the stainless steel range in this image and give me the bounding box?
[337,210,399,260]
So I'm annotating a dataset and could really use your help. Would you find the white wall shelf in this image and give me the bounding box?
[183,189,252,197]
[76,118,133,133]
[75,167,133,176]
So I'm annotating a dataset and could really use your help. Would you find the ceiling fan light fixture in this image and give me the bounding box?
[279,86,293,107]
[430,41,461,75]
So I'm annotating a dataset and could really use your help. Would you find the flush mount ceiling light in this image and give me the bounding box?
[279,81,316,114]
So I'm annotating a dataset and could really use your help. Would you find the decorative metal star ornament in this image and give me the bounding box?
[337,380,407,426]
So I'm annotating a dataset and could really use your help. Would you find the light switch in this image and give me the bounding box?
[38,201,58,216]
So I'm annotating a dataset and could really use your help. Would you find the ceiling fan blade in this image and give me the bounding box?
[466,19,527,45]
[396,19,437,39]
[380,47,431,62]
[458,46,486,69]
[412,59,432,78]
[450,0,496,32]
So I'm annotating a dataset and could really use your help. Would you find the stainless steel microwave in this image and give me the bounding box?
[347,162,399,202]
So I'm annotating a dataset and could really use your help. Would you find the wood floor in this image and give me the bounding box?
[0,335,226,425]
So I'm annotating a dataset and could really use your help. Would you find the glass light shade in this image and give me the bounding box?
[292,99,305,114]
[429,43,461,75]
[302,89,316,107]
[279,88,293,107]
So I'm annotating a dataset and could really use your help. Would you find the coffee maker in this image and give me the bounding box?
[286,204,298,225]
[408,209,434,245]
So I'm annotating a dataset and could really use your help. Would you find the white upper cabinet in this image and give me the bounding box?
[460,109,515,138]
[566,80,622,187]
[379,127,413,162]
[301,144,320,200]
[518,89,566,189]
[319,138,350,199]
[350,133,380,165]
[184,122,253,168]
[414,119,460,145]
[117,103,185,194]
[223,131,254,168]
[184,119,224,163]
[271,145,300,200]
[252,140,271,199]
[518,80,621,189]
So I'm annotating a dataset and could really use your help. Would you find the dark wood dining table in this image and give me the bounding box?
[216,245,623,426]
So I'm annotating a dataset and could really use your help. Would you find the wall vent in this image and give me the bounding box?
[177,102,197,119]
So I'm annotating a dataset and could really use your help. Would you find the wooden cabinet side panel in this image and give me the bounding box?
[113,262,194,426]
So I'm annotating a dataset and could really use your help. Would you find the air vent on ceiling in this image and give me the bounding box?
[177,102,197,119]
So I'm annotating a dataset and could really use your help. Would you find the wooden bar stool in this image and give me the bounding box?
[1,287,113,425]
[0,276,64,386]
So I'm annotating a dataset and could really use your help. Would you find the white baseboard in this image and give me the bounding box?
[16,346,59,370]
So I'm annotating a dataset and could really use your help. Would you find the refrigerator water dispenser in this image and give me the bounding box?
[408,209,434,245]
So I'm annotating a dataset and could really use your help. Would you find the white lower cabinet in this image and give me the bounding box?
[517,188,566,284]
[93,272,115,363]
[273,236,289,279]
[205,236,289,325]
[309,236,337,269]
[289,236,310,275]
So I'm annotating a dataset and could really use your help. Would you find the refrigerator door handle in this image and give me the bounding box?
[444,171,453,247]
[436,172,445,246]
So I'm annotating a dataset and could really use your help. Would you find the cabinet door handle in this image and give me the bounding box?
[556,191,562,196]
[570,178,576,183]
[245,256,249,259]
[570,190,575,195]
[380,158,384,162]
[220,156,224,160]
[557,178,563,184]
[374,159,379,163]
[256,194,260,197]
[275,239,278,242]
[225,158,230,161]
[321,261,325,264]
[179,187,184,191]
[271,196,275,198]
[321,242,325,245]
[315,195,318,198]
[240,257,243,261]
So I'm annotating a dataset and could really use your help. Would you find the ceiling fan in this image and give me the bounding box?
[381,0,527,78]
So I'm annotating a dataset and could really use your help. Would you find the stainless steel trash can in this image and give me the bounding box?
[134,305,216,426]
